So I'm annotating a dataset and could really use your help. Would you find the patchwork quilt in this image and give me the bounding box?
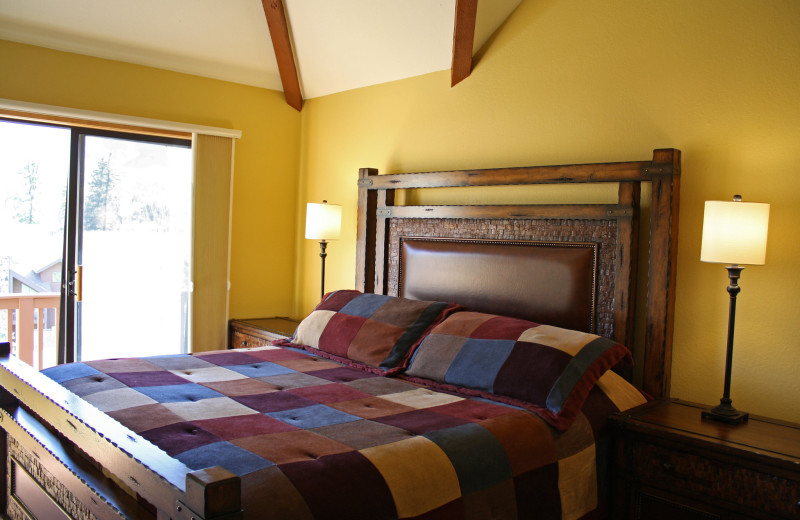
[43,344,643,520]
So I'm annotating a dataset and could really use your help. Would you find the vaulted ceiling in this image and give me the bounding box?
[0,0,521,110]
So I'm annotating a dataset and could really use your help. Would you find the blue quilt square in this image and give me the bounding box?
[135,383,224,403]
[444,338,515,392]
[268,404,360,429]
[226,362,295,378]
[425,423,512,495]
[338,293,393,318]
[59,373,127,397]
[176,441,274,475]
[546,336,615,413]
[42,363,102,383]
[194,351,265,367]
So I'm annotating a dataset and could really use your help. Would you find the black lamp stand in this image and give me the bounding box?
[702,265,749,425]
[317,240,328,301]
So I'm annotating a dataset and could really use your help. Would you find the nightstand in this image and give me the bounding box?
[228,317,300,349]
[610,399,800,519]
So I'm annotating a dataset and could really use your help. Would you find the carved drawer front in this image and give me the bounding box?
[634,491,722,520]
[231,331,271,349]
[628,439,800,518]
[7,437,93,520]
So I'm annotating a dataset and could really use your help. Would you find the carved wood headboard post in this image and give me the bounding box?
[642,148,681,400]
[614,181,641,381]
[356,167,379,293]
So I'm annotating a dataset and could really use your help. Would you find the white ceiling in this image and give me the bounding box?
[0,0,520,99]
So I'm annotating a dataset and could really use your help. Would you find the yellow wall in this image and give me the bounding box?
[0,39,301,319]
[2,0,799,424]
[297,0,800,422]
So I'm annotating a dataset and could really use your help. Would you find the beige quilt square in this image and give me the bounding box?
[380,388,463,409]
[163,396,258,421]
[82,387,157,412]
[518,325,594,356]
[292,310,336,348]
[557,444,598,520]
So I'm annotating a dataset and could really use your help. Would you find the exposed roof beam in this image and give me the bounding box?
[451,0,478,87]
[261,0,303,111]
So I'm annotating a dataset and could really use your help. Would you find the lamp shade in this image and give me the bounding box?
[305,201,342,240]
[700,198,770,265]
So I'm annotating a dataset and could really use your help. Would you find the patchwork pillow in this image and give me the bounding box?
[275,290,463,373]
[404,311,633,430]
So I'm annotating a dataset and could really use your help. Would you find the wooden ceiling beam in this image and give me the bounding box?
[261,0,303,111]
[451,0,478,87]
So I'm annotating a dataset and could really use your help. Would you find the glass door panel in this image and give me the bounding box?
[78,135,192,361]
[0,120,69,369]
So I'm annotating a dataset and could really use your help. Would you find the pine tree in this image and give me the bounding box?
[83,154,119,231]
[13,161,38,224]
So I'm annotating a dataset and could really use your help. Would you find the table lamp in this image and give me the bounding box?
[305,200,342,301]
[700,195,770,424]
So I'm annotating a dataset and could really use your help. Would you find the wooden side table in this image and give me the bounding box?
[228,317,300,349]
[610,399,800,519]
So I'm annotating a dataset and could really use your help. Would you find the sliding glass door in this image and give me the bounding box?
[75,133,192,361]
[1,119,192,366]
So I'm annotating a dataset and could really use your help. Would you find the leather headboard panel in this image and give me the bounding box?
[399,238,597,332]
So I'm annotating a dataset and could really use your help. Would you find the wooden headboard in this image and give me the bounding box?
[356,149,680,400]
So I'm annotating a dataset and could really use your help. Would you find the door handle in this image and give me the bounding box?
[75,265,83,302]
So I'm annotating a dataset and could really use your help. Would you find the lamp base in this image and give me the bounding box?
[701,401,749,425]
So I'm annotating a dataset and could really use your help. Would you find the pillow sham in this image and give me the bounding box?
[275,290,463,373]
[404,311,633,430]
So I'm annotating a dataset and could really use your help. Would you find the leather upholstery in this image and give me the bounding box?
[399,238,597,332]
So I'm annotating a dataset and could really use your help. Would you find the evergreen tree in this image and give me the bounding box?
[13,161,38,224]
[130,196,171,230]
[58,183,67,233]
[84,154,119,231]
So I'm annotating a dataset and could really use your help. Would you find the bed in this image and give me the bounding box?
[0,148,681,520]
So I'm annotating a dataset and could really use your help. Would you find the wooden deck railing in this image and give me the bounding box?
[0,293,60,370]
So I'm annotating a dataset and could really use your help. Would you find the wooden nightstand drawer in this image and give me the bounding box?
[611,400,800,520]
[230,331,272,349]
[228,317,299,349]
[625,437,800,517]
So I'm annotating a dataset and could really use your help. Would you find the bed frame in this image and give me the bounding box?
[0,148,680,519]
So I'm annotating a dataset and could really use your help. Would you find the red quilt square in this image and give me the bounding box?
[316,290,360,311]
[428,399,516,422]
[233,391,317,413]
[233,430,350,465]
[194,413,296,440]
[373,409,469,435]
[289,383,372,404]
[347,320,405,366]
[108,370,187,387]
[471,315,536,340]
[493,343,570,405]
[317,313,365,357]
[140,421,222,456]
